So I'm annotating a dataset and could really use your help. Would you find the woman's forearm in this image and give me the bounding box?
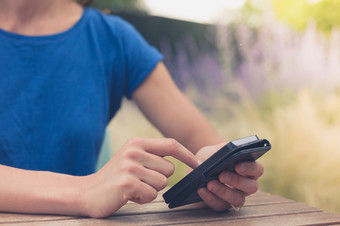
[132,62,224,153]
[0,137,200,218]
[0,164,87,216]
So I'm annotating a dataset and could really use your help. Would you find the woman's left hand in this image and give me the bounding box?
[195,143,264,211]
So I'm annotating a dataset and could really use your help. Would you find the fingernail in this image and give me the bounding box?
[231,204,242,212]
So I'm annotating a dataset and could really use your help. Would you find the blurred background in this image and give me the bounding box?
[91,0,340,214]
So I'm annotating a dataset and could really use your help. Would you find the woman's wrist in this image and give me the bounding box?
[36,172,91,217]
[76,173,98,217]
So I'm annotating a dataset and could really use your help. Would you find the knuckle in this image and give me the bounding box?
[166,138,180,150]
[221,171,236,186]
[165,162,175,177]
[121,161,139,174]
[120,176,137,192]
[124,148,142,160]
[126,137,141,146]
[201,191,213,203]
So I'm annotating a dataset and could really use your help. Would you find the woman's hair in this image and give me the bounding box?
[76,0,94,6]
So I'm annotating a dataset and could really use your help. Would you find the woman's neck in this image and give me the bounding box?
[0,0,83,36]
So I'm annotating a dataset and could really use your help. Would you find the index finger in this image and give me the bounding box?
[134,138,199,169]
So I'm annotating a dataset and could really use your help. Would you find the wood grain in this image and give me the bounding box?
[0,191,339,226]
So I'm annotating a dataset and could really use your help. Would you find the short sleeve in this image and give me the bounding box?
[115,17,163,99]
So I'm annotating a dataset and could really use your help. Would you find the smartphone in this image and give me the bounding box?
[163,135,271,209]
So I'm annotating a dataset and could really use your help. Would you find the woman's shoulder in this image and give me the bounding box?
[84,8,130,28]
[83,8,144,41]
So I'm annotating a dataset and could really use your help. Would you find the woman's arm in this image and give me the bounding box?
[132,62,224,153]
[132,62,264,211]
[0,138,199,218]
[0,164,86,216]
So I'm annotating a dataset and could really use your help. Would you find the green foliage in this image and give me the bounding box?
[310,0,340,33]
[272,0,310,31]
[272,0,340,34]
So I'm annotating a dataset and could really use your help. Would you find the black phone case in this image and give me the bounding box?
[163,135,271,209]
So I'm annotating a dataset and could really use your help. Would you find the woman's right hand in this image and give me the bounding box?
[81,137,199,218]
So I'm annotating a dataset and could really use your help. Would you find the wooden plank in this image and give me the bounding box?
[0,191,295,224]
[183,212,340,226]
[115,191,293,217]
[2,191,339,226]
[104,202,323,226]
[11,201,322,226]
[0,214,75,224]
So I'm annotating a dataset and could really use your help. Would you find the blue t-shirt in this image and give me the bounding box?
[0,8,163,175]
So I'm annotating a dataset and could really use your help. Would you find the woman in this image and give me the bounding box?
[0,0,264,218]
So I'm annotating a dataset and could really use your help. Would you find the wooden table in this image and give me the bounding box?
[1,191,340,225]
